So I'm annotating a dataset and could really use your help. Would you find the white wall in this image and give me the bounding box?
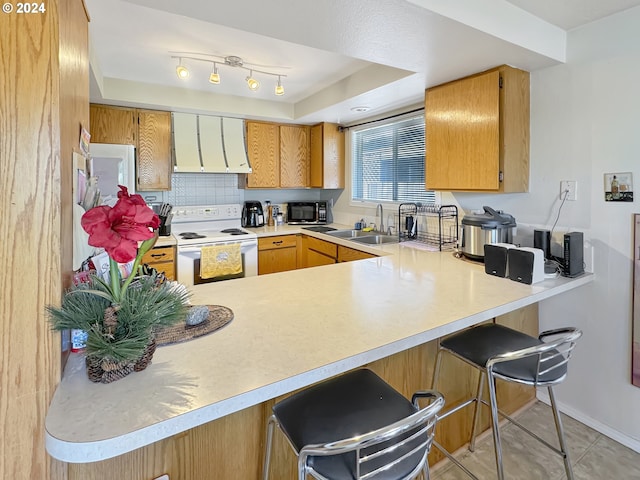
[332,7,640,450]
[461,9,640,450]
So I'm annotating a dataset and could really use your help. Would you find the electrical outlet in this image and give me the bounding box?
[152,475,169,480]
[560,180,577,201]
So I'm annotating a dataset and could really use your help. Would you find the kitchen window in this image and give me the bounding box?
[351,113,436,204]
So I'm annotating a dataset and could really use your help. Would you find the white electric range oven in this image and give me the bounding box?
[172,204,258,287]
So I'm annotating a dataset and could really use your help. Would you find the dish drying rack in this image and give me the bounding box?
[397,203,459,251]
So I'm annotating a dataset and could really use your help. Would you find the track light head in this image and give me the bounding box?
[209,63,220,84]
[275,76,284,96]
[176,58,190,79]
[246,71,260,91]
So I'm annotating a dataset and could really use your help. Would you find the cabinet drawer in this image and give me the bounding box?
[152,262,175,281]
[141,245,175,264]
[306,236,337,258]
[258,235,298,250]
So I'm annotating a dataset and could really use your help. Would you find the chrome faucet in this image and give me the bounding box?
[375,204,384,233]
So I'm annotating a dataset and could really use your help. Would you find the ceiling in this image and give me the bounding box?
[86,0,640,125]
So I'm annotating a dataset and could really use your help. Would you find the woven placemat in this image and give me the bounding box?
[154,305,233,346]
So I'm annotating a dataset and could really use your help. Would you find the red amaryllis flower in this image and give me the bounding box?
[81,186,160,263]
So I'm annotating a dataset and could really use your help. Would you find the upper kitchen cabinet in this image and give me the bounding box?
[280,124,310,188]
[89,104,136,145]
[425,65,530,192]
[89,104,172,191]
[245,121,280,188]
[243,121,311,189]
[137,110,172,191]
[310,123,345,189]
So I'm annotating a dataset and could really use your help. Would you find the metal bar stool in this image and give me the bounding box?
[262,368,444,480]
[431,323,582,480]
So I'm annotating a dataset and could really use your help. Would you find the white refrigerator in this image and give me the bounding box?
[89,143,136,205]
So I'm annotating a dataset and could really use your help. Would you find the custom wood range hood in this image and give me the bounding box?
[172,113,252,174]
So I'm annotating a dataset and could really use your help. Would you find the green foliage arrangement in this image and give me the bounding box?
[47,186,190,380]
[48,273,189,363]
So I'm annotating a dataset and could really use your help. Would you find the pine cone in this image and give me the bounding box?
[103,305,119,337]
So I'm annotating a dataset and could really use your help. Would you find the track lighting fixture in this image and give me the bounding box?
[170,52,286,96]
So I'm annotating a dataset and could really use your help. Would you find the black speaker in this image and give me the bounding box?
[563,232,584,277]
[484,243,513,277]
[508,247,545,284]
[534,229,551,259]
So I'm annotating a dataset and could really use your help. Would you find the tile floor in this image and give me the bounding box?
[430,401,640,480]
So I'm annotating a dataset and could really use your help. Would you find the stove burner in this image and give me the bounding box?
[179,232,206,239]
[220,228,249,235]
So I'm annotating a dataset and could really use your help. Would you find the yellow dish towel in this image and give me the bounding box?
[200,244,242,279]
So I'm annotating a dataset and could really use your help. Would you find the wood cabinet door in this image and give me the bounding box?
[246,122,280,188]
[310,123,344,189]
[310,124,324,188]
[137,110,172,191]
[306,249,336,267]
[280,125,310,188]
[425,70,500,191]
[89,104,136,145]
[258,248,298,275]
[337,245,375,262]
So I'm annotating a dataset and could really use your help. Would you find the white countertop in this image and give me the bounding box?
[154,234,177,247]
[45,231,593,463]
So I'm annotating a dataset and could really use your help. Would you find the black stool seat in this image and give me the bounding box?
[432,323,582,480]
[440,323,568,384]
[270,369,437,480]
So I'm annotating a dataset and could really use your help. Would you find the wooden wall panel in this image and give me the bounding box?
[0,1,87,479]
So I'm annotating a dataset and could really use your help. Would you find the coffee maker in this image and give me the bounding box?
[242,201,265,227]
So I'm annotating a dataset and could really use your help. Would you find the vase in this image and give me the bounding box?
[85,337,157,384]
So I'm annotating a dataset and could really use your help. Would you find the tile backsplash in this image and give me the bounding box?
[141,173,324,207]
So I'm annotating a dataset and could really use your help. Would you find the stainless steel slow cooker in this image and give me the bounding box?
[460,206,516,261]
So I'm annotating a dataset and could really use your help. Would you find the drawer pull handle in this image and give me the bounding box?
[273,240,283,245]
[151,253,166,258]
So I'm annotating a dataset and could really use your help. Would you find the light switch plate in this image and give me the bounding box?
[153,475,169,480]
[560,180,577,201]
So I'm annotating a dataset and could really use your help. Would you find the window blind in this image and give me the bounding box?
[351,114,435,204]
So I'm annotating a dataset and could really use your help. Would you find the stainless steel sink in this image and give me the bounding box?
[326,229,375,239]
[350,234,399,245]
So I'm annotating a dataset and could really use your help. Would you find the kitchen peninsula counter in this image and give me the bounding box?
[45,236,593,464]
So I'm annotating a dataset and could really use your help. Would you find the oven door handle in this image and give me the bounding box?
[178,240,257,253]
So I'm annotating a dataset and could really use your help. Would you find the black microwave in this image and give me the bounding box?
[287,201,328,224]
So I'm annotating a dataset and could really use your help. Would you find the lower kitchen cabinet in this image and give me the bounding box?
[258,235,299,275]
[302,235,337,267]
[337,245,376,262]
[140,245,176,281]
